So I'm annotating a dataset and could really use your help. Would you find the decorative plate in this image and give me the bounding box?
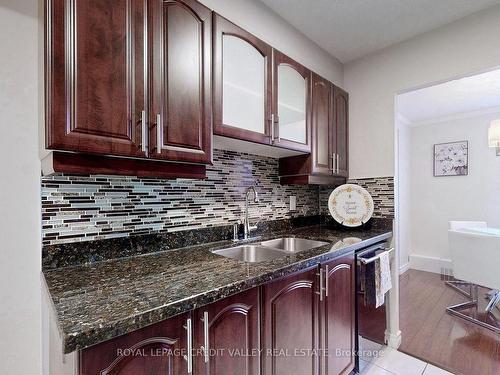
[328,184,374,227]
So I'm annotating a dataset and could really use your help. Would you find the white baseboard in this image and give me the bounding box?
[399,262,410,275]
[409,254,452,274]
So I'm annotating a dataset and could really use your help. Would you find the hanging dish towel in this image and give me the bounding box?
[375,251,392,308]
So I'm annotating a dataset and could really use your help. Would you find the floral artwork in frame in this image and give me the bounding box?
[433,141,468,177]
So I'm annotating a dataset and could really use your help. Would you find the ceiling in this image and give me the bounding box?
[397,69,500,124]
[259,0,500,63]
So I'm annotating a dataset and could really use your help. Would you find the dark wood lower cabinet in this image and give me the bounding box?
[79,257,355,375]
[80,313,190,375]
[262,267,320,375]
[321,253,355,375]
[194,288,260,375]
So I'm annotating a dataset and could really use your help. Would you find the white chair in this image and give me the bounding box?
[448,225,500,333]
[446,221,487,297]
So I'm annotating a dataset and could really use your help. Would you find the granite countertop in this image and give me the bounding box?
[43,224,391,353]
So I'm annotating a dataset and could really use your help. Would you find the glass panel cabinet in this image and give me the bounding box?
[222,35,266,134]
[213,14,272,144]
[277,65,306,143]
[273,50,311,152]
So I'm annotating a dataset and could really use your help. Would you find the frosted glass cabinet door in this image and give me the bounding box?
[223,35,265,134]
[213,14,272,145]
[273,50,311,152]
[278,66,306,142]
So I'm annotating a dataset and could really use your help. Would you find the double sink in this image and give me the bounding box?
[212,237,329,263]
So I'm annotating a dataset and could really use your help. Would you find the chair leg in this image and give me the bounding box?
[446,285,500,333]
[485,290,500,313]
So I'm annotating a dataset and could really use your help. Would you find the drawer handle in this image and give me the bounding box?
[183,318,193,374]
[316,268,325,301]
[325,265,329,297]
[201,311,209,363]
[141,110,147,153]
[156,113,162,154]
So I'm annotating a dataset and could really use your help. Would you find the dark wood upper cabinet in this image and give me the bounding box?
[321,253,355,375]
[279,74,349,185]
[80,313,190,375]
[262,267,320,375]
[46,0,147,157]
[45,0,210,178]
[272,50,312,153]
[311,73,333,175]
[213,13,273,145]
[194,288,260,375]
[149,0,212,164]
[333,85,349,178]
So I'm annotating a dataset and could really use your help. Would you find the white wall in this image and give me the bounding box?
[395,116,411,272]
[405,112,500,270]
[345,5,500,179]
[0,0,42,374]
[199,0,343,86]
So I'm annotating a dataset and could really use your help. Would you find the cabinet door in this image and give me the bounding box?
[80,313,191,375]
[149,0,212,164]
[46,0,146,157]
[272,50,311,153]
[262,268,320,375]
[321,253,355,375]
[194,288,260,375]
[310,73,333,175]
[332,86,349,178]
[213,13,273,145]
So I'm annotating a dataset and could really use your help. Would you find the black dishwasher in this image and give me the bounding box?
[354,241,392,371]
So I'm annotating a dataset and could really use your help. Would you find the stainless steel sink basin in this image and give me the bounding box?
[260,237,329,253]
[212,237,330,263]
[212,245,288,263]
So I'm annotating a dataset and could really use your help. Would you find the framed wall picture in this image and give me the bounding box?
[433,141,468,177]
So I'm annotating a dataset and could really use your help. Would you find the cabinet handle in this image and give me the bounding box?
[156,114,162,154]
[325,265,329,297]
[316,268,324,301]
[141,110,147,153]
[270,114,275,142]
[201,311,209,363]
[336,154,340,174]
[275,115,280,143]
[329,155,335,172]
[183,318,193,374]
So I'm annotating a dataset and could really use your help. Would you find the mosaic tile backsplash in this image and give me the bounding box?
[41,149,320,245]
[320,176,395,219]
[41,148,395,246]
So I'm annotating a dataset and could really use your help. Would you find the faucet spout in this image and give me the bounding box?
[244,185,260,239]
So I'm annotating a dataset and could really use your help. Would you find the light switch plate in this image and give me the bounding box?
[289,196,296,211]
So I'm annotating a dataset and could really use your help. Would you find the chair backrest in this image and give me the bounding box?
[448,230,500,290]
[449,221,487,230]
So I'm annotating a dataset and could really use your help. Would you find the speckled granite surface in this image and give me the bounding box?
[42,215,321,269]
[43,224,391,354]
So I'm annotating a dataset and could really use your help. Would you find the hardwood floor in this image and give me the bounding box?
[399,269,500,375]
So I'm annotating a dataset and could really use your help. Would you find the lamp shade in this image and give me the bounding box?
[488,119,500,148]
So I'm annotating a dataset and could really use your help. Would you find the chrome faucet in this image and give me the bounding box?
[243,185,260,239]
